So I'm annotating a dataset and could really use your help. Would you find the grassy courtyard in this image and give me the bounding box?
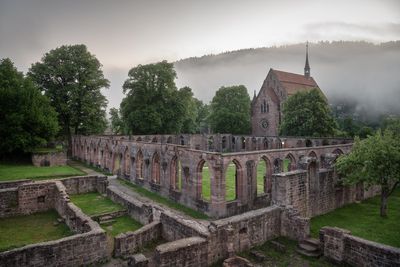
[311,187,400,247]
[101,215,143,237]
[0,163,85,182]
[0,210,72,252]
[70,192,124,216]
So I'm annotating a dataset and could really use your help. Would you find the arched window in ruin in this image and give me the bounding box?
[180,135,185,145]
[273,158,282,173]
[104,145,109,169]
[241,137,246,150]
[136,137,142,142]
[152,137,158,143]
[197,160,211,201]
[93,148,97,165]
[170,156,182,191]
[305,139,313,147]
[332,148,344,155]
[136,150,144,179]
[231,136,236,150]
[151,152,161,184]
[208,136,214,151]
[284,153,296,171]
[225,160,241,201]
[113,153,122,174]
[124,148,130,177]
[308,151,317,158]
[252,137,257,150]
[167,136,173,144]
[263,138,268,150]
[222,136,227,150]
[257,157,272,195]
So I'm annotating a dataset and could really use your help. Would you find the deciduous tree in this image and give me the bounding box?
[336,130,400,217]
[279,89,337,137]
[208,85,251,134]
[0,58,59,156]
[28,44,109,154]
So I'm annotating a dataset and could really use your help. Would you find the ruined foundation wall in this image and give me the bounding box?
[61,175,108,195]
[320,227,400,267]
[31,151,67,167]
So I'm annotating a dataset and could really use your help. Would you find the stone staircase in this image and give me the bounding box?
[296,238,322,258]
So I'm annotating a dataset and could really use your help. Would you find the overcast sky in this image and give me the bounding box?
[1,0,399,109]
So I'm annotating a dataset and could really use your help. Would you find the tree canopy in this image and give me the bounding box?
[336,130,400,217]
[279,88,337,137]
[120,61,200,134]
[208,85,251,134]
[28,44,109,152]
[0,58,59,156]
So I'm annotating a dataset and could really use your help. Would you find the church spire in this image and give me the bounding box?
[304,41,310,78]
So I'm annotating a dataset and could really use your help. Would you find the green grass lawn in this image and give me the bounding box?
[101,215,142,237]
[0,163,85,182]
[70,192,124,216]
[311,188,400,247]
[0,210,72,252]
[118,178,209,220]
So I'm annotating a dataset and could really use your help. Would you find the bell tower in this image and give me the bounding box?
[304,41,310,78]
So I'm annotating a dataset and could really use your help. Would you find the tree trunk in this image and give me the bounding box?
[380,186,389,217]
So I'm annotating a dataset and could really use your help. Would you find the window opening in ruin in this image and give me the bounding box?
[198,160,211,201]
[256,158,269,195]
[136,150,144,179]
[167,136,173,143]
[263,138,268,149]
[306,139,312,147]
[273,158,281,173]
[124,149,130,176]
[222,136,227,151]
[180,135,185,145]
[208,136,214,151]
[225,161,239,201]
[241,137,246,150]
[152,137,157,143]
[171,156,182,191]
[151,152,161,184]
[37,196,45,203]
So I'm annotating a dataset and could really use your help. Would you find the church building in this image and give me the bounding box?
[251,43,325,136]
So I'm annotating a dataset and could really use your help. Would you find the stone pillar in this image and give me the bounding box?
[210,160,226,218]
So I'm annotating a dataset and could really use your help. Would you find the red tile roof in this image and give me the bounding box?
[272,69,320,96]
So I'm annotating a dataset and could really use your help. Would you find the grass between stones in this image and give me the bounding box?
[101,215,142,237]
[118,178,210,220]
[0,210,73,252]
[69,192,124,216]
[311,187,400,247]
[0,163,85,182]
[236,237,347,267]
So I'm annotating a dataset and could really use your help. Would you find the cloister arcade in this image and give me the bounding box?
[72,134,351,217]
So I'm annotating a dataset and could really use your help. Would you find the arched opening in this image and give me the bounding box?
[332,148,344,155]
[136,150,144,179]
[151,152,160,184]
[308,151,317,158]
[256,157,272,195]
[225,160,241,201]
[136,137,142,142]
[222,136,227,151]
[241,137,246,150]
[231,136,236,150]
[284,153,296,171]
[103,145,109,169]
[170,156,182,191]
[167,136,173,144]
[197,160,211,201]
[263,138,268,150]
[208,136,214,151]
[251,137,257,150]
[123,148,130,177]
[273,158,282,173]
[305,139,313,147]
[180,135,185,145]
[113,153,122,174]
[152,137,158,143]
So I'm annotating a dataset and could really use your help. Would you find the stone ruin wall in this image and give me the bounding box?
[31,151,67,167]
[0,177,109,267]
[320,227,400,267]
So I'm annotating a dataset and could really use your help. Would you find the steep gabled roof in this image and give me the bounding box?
[272,69,320,96]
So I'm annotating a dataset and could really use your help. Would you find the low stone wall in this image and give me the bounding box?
[61,175,108,195]
[280,206,310,241]
[0,181,109,267]
[107,186,153,225]
[0,180,30,189]
[154,237,208,267]
[320,227,400,267]
[114,221,162,258]
[0,181,55,218]
[32,151,67,167]
[159,211,209,242]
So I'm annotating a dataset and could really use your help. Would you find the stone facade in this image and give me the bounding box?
[31,150,67,167]
[320,227,400,267]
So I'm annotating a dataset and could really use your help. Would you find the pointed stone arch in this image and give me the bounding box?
[170,155,182,191]
[136,150,144,179]
[257,156,273,195]
[197,159,211,201]
[151,152,161,184]
[284,153,296,171]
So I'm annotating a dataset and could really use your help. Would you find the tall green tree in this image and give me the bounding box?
[336,130,400,217]
[0,58,59,156]
[28,44,109,153]
[208,85,251,134]
[121,61,191,134]
[279,89,337,137]
[194,99,210,133]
